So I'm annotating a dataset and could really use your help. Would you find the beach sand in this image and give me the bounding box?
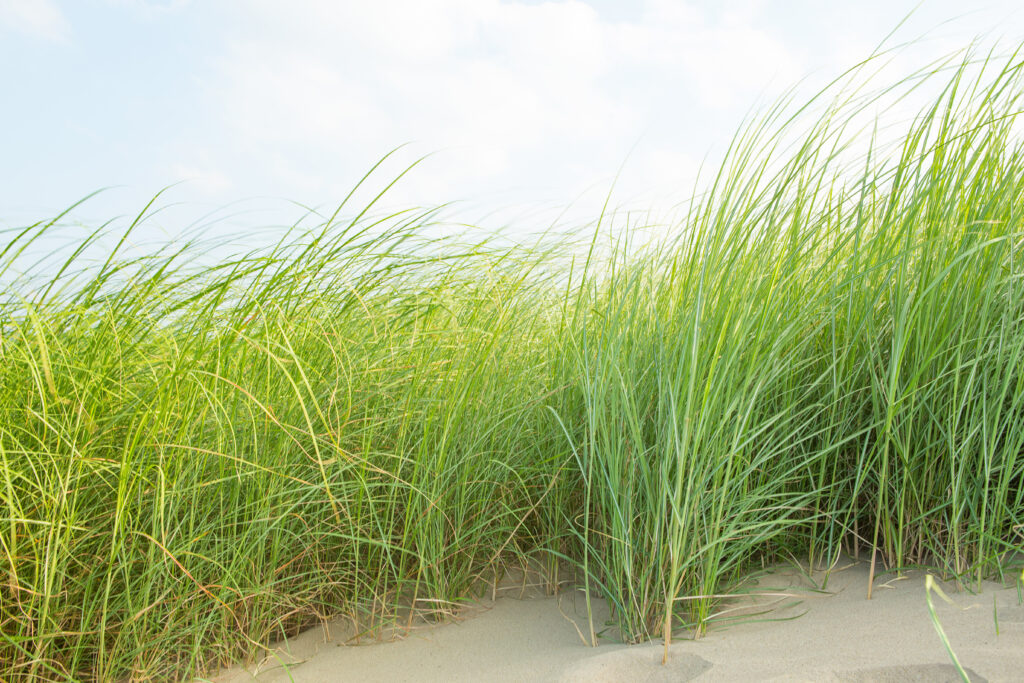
[211,559,1023,682]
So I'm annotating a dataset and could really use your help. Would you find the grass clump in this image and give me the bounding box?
[2,47,1024,680]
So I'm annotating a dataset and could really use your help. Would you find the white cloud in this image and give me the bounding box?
[0,0,70,41]
[170,162,233,196]
[4,0,1021,235]
[190,0,801,218]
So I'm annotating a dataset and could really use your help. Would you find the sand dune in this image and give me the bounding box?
[212,559,1022,682]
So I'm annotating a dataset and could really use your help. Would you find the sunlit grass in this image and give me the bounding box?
[2,47,1023,681]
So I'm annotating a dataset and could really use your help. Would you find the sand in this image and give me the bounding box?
[210,558,1023,682]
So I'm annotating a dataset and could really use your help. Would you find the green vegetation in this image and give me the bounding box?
[3,49,1024,681]
[925,575,970,682]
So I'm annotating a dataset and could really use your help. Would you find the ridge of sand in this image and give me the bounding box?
[208,559,1023,682]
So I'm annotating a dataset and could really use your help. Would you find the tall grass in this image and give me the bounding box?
[2,48,1024,680]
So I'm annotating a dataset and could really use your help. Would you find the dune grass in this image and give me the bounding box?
[2,48,1024,680]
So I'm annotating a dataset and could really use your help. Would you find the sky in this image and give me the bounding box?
[2,0,1024,240]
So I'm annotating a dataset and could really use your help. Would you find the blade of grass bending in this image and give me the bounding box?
[924,574,970,682]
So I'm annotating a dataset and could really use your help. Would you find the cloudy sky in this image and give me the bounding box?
[2,0,1023,234]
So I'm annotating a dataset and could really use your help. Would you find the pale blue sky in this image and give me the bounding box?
[2,0,1023,236]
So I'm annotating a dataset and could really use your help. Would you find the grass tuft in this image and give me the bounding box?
[2,46,1024,681]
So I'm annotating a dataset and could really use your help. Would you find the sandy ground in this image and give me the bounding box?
[210,558,1023,682]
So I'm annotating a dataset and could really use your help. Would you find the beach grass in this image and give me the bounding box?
[2,47,1024,680]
